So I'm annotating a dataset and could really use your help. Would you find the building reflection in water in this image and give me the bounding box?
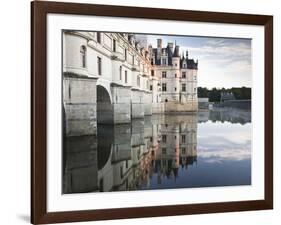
[63,108,251,194]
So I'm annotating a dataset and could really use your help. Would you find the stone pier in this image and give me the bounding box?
[143,91,152,116]
[131,89,145,119]
[111,84,131,124]
[63,74,98,136]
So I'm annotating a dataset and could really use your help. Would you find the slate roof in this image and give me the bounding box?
[152,44,198,69]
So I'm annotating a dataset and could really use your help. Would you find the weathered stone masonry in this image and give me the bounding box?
[63,31,198,136]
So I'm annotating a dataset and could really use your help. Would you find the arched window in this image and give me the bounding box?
[80,45,87,68]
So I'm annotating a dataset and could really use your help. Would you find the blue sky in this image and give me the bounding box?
[143,34,252,89]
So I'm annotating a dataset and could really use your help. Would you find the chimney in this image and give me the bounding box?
[157,39,162,59]
[157,39,162,49]
[168,42,173,51]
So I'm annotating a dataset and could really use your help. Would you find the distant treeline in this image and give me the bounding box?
[198,87,251,102]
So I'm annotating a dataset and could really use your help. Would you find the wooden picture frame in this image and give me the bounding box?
[31,1,273,224]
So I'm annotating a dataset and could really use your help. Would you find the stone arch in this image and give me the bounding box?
[97,85,114,124]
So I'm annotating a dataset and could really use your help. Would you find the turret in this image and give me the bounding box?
[173,46,180,57]
[172,45,180,69]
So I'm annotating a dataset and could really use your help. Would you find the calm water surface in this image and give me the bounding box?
[63,108,251,193]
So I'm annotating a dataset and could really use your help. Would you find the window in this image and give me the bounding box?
[194,87,197,93]
[194,75,197,81]
[124,49,127,61]
[113,39,116,52]
[126,160,128,168]
[162,71,167,78]
[132,55,135,65]
[97,32,101,43]
[182,148,186,154]
[181,135,186,143]
[97,57,102,75]
[137,76,140,87]
[119,66,122,80]
[125,71,128,83]
[151,70,154,76]
[182,83,186,92]
[150,85,153,91]
[162,58,167,65]
[174,87,177,91]
[162,148,167,155]
[80,45,86,68]
[175,73,177,78]
[162,135,167,143]
[182,72,186,78]
[162,83,167,92]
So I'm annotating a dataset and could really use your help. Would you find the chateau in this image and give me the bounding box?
[63,31,198,136]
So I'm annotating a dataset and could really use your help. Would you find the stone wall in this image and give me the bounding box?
[131,89,144,119]
[63,75,98,136]
[164,101,198,113]
[63,76,198,137]
[152,102,165,114]
[111,84,131,123]
[198,98,209,110]
[143,92,152,116]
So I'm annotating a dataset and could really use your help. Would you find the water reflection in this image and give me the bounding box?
[63,108,251,194]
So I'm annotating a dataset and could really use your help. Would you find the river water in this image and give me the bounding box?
[63,108,251,194]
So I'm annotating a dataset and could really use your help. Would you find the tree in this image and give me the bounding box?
[197,86,251,102]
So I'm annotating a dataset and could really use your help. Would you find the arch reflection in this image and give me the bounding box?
[63,114,198,193]
[63,108,251,194]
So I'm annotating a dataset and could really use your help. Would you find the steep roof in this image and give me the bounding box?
[152,43,198,69]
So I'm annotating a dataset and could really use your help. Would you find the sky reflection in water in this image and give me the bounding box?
[144,121,251,190]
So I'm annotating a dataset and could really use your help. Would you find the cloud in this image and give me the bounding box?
[142,34,252,88]
[197,122,252,163]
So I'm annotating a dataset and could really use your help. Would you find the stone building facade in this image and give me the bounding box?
[63,31,198,136]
